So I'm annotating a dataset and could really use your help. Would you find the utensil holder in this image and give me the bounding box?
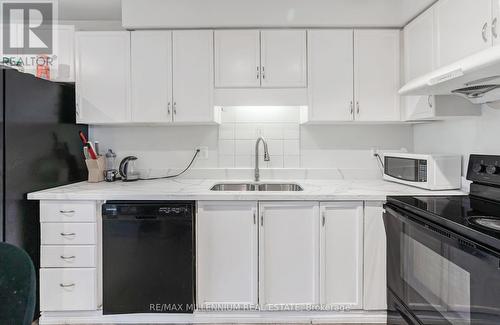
[85,156,105,183]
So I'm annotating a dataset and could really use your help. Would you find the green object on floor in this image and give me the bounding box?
[0,242,36,325]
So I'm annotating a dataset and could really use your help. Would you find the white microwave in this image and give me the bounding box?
[383,153,462,190]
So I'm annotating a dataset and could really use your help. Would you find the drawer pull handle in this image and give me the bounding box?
[59,210,75,214]
[60,232,76,237]
[59,283,75,288]
[60,255,76,260]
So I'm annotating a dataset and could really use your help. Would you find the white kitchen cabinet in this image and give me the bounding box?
[75,32,131,123]
[259,202,319,307]
[404,95,480,121]
[131,31,173,123]
[172,30,215,123]
[354,30,401,121]
[320,202,363,310]
[215,29,306,89]
[131,30,215,124]
[435,0,492,67]
[196,201,258,308]
[307,30,355,122]
[404,7,436,82]
[40,268,97,311]
[363,202,386,310]
[215,30,261,88]
[260,30,307,88]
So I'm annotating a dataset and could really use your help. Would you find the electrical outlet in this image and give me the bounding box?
[197,146,209,159]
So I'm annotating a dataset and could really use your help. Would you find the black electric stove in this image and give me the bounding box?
[384,154,500,325]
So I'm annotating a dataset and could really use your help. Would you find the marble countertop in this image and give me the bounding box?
[27,178,465,201]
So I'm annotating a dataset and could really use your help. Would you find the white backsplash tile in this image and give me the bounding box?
[218,124,235,139]
[284,139,300,155]
[284,155,300,168]
[218,139,235,155]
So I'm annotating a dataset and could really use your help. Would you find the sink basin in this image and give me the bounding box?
[210,183,303,192]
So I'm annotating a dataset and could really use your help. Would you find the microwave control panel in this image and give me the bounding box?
[418,160,427,182]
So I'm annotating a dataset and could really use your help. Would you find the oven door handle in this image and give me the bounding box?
[385,205,500,268]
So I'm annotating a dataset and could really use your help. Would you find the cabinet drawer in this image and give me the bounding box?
[41,245,96,268]
[40,201,96,222]
[41,223,96,245]
[40,268,97,311]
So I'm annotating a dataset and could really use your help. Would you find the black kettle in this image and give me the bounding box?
[119,156,140,182]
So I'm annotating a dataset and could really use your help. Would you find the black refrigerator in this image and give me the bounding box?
[0,68,88,315]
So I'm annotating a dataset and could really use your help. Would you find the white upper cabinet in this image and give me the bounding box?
[259,202,320,307]
[75,32,131,124]
[215,30,261,88]
[354,30,401,121]
[172,30,215,123]
[197,201,258,308]
[130,30,215,124]
[435,0,492,67]
[404,7,436,82]
[131,31,173,123]
[215,29,307,88]
[320,202,364,310]
[260,30,307,88]
[307,30,354,122]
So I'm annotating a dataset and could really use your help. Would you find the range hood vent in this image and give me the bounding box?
[399,46,500,104]
[452,85,500,99]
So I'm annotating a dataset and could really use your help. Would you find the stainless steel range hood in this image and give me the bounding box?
[399,46,500,104]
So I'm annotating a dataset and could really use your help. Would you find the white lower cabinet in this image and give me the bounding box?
[363,201,387,310]
[320,202,364,310]
[259,202,320,307]
[40,268,97,311]
[196,201,258,308]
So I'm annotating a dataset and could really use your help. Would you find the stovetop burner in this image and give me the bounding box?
[468,217,500,232]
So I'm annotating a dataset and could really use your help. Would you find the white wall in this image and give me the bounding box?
[413,104,499,175]
[90,107,412,178]
[122,0,434,29]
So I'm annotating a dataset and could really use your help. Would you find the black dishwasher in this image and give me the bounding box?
[102,201,195,314]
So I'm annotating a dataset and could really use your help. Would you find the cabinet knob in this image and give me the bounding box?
[59,210,75,214]
[60,255,76,260]
[173,102,177,115]
[60,232,76,237]
[356,101,360,115]
[167,102,171,115]
[350,101,354,115]
[261,66,265,79]
[427,95,433,108]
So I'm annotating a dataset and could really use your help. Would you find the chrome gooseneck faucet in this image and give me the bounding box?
[255,136,270,182]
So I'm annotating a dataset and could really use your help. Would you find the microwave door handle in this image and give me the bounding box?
[385,205,500,268]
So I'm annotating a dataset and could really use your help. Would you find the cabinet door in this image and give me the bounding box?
[197,201,258,308]
[214,30,260,88]
[320,202,363,310]
[363,202,387,310]
[261,30,307,88]
[404,7,436,82]
[354,30,401,121]
[307,30,354,122]
[75,32,131,123]
[404,95,435,121]
[131,31,173,123]
[435,0,492,67]
[172,30,214,123]
[259,202,319,307]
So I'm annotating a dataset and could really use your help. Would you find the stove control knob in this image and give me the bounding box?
[472,163,485,173]
[486,165,499,175]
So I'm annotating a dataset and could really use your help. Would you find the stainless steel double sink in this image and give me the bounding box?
[210,183,303,192]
